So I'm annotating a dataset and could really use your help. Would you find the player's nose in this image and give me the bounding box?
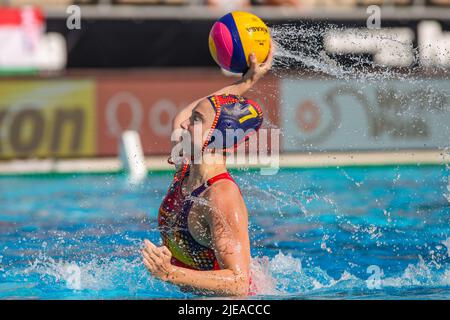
[180,119,189,130]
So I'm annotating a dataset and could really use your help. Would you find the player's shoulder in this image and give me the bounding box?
[205,177,242,201]
[203,177,247,221]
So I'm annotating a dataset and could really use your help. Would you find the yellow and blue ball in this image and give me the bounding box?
[209,11,271,74]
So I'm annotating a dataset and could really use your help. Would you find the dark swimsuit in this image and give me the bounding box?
[158,170,238,271]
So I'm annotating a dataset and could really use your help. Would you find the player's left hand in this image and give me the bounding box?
[142,239,175,282]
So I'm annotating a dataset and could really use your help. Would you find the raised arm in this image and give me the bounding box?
[142,181,251,296]
[172,45,274,132]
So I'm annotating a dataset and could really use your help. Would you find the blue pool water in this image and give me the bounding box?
[0,166,449,299]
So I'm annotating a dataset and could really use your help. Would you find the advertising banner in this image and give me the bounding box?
[2,75,449,159]
[281,79,450,151]
[96,73,280,156]
[0,80,96,159]
[0,72,280,159]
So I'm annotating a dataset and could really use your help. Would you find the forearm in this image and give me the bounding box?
[215,77,254,97]
[167,266,249,296]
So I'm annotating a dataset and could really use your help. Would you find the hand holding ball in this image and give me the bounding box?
[209,11,271,74]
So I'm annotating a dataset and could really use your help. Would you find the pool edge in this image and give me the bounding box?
[0,150,448,176]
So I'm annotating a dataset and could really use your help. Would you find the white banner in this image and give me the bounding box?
[281,79,450,151]
[0,7,66,72]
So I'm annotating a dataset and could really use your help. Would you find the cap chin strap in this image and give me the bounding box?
[172,158,190,182]
[203,96,222,153]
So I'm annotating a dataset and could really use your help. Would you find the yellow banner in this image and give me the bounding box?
[0,80,96,159]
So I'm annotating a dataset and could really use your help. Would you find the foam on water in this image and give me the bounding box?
[7,253,187,299]
[250,251,450,298]
[7,246,448,299]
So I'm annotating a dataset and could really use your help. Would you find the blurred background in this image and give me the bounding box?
[0,0,449,168]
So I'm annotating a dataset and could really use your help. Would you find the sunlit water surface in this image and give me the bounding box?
[0,166,449,299]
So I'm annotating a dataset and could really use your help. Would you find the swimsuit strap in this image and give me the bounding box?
[190,172,237,198]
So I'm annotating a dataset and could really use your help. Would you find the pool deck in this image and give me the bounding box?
[0,150,448,174]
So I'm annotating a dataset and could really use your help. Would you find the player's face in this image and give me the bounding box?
[180,99,215,155]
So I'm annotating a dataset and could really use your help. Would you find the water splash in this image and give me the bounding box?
[442,238,450,258]
[445,176,450,203]
[250,251,450,298]
[270,23,432,82]
[2,233,450,299]
[17,255,186,298]
[340,168,364,187]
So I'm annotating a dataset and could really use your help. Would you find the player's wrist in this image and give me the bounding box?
[243,71,260,86]
[166,265,183,283]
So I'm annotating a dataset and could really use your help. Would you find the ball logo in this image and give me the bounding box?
[246,26,268,34]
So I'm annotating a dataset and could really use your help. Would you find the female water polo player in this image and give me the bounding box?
[142,46,273,296]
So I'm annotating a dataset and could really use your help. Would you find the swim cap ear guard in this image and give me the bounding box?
[203,94,264,152]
